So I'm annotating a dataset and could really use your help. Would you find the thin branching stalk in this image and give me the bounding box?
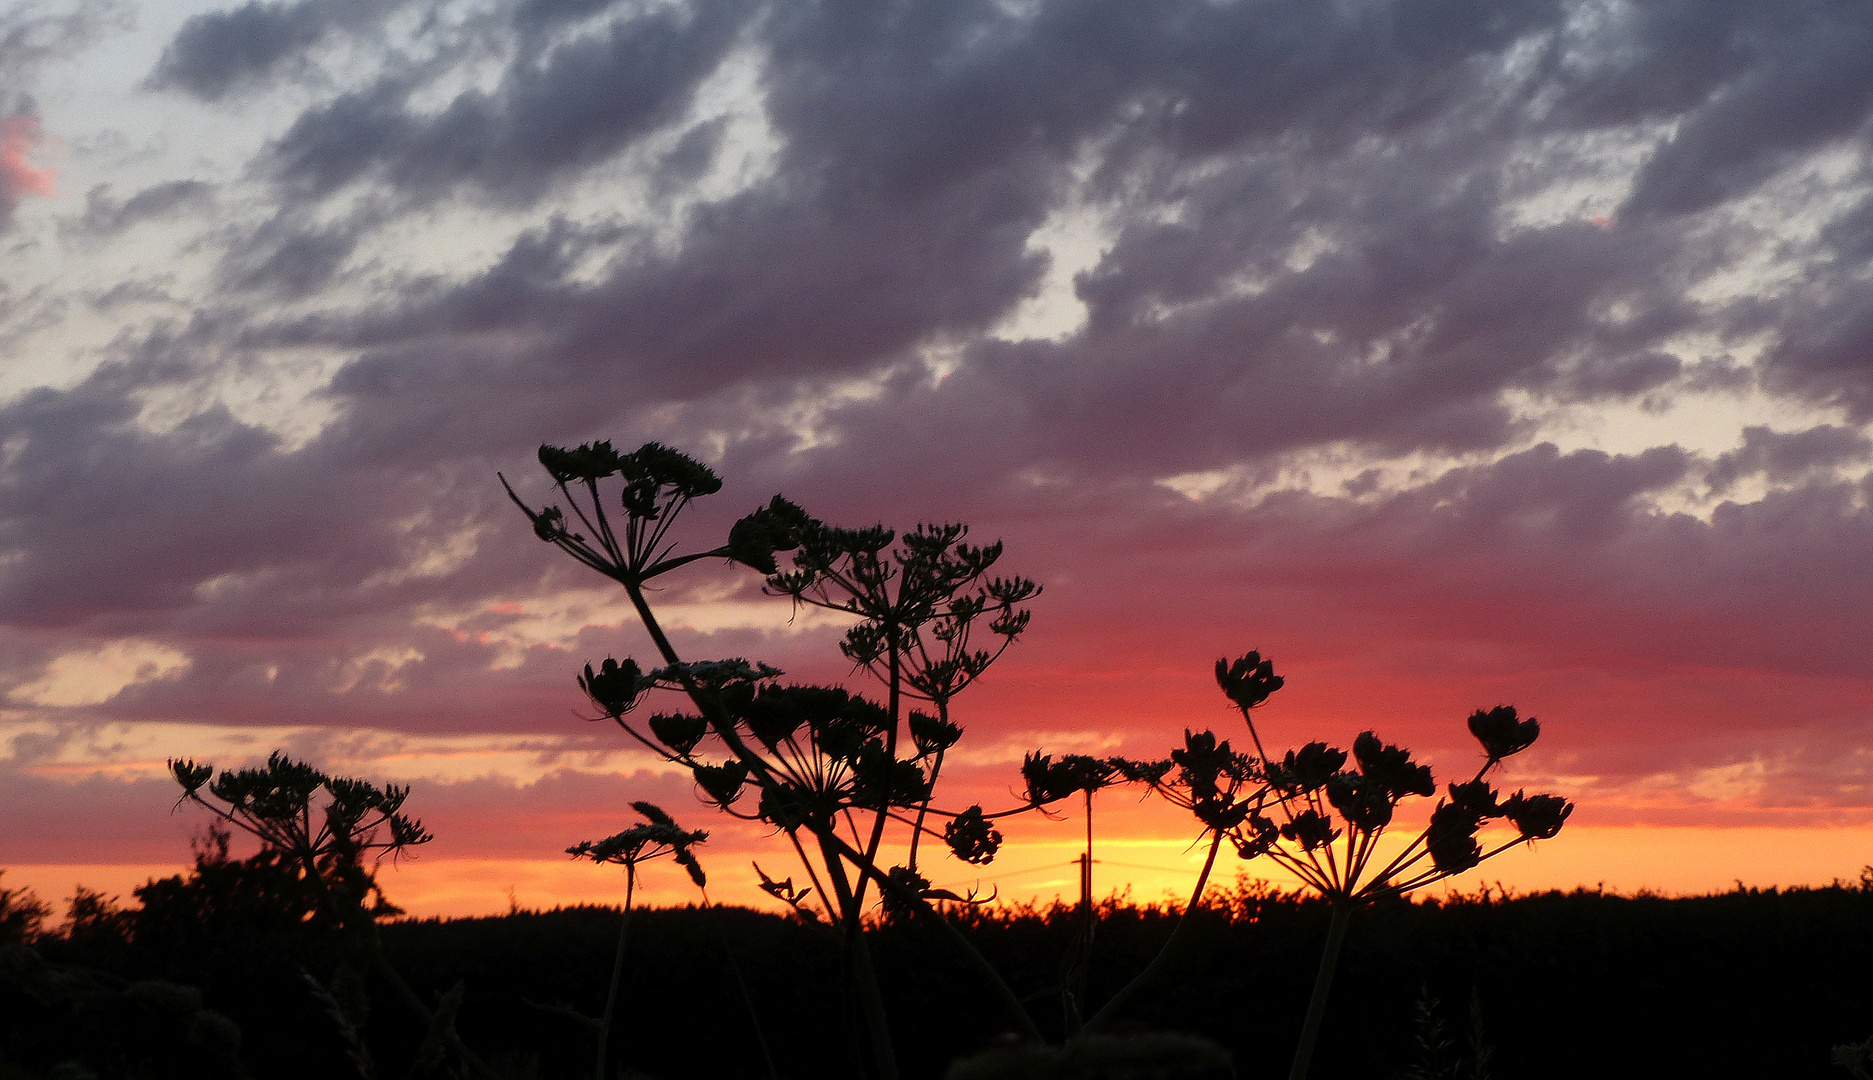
[625,566,1040,1049]
[852,631,904,914]
[361,928,503,1080]
[595,864,635,1080]
[1287,901,1354,1080]
[1082,829,1226,1033]
[817,834,899,1080]
[700,889,782,1080]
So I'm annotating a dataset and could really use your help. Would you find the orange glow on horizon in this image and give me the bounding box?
[12,825,1873,923]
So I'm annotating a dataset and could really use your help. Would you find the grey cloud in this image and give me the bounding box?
[510,0,635,34]
[0,0,128,87]
[279,159,1048,464]
[650,115,726,196]
[1758,263,1873,422]
[147,0,389,101]
[0,2,127,230]
[65,180,215,239]
[265,0,1806,486]
[90,277,183,312]
[1708,424,1873,490]
[1620,3,1873,218]
[216,209,372,297]
[1556,351,1683,400]
[264,0,751,206]
[0,355,475,635]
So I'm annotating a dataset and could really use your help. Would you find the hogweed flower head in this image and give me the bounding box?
[1273,742,1345,794]
[1215,651,1284,710]
[1021,753,1127,806]
[568,802,708,887]
[1500,791,1573,841]
[1468,705,1540,761]
[579,657,646,719]
[943,806,1004,865]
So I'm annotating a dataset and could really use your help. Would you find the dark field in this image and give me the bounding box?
[6,875,1873,1079]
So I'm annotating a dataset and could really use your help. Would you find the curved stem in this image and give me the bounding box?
[817,834,899,1080]
[854,626,903,912]
[920,900,1046,1044]
[905,746,943,873]
[608,537,1038,1056]
[702,890,782,1080]
[785,828,838,924]
[364,924,503,1080]
[596,865,635,1080]
[833,835,1043,1044]
[1287,902,1354,1080]
[1064,788,1096,1034]
[1083,830,1223,1033]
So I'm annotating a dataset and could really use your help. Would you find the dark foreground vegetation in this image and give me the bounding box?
[6,868,1873,1080]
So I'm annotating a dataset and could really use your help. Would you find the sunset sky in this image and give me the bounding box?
[4,0,1873,919]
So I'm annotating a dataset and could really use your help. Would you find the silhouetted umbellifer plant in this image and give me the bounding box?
[505,442,1573,1079]
[567,800,707,1080]
[169,753,433,930]
[1143,653,1572,1080]
[168,753,501,1080]
[504,441,1166,1077]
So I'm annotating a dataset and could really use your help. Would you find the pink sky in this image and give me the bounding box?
[5,0,1873,919]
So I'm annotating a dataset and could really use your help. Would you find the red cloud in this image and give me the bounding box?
[1,114,55,201]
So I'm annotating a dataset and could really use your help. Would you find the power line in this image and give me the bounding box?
[1090,858,1204,875]
[927,857,1203,894]
[928,859,1078,892]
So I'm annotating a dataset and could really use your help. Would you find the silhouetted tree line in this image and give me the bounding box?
[7,856,1873,1079]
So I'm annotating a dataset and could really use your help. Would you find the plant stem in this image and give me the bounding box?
[852,627,903,912]
[623,552,1031,1059]
[1082,830,1223,1033]
[917,900,1046,1043]
[817,834,900,1080]
[703,894,781,1080]
[363,927,502,1080]
[596,866,635,1080]
[834,838,1044,1044]
[849,928,901,1080]
[1064,788,1095,1035]
[1287,901,1354,1080]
